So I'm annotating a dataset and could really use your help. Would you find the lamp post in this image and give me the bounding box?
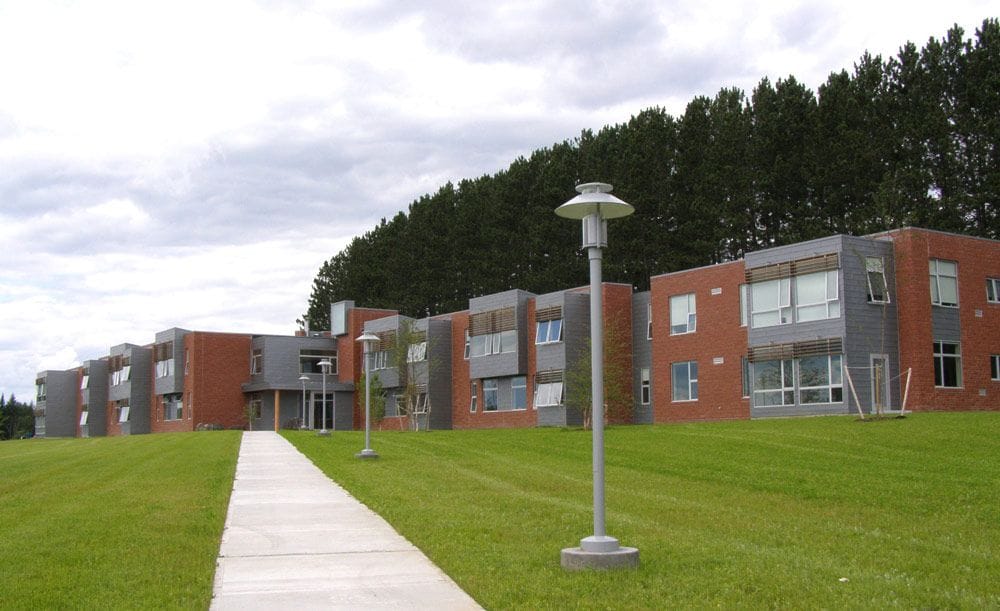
[355,332,380,459]
[556,182,639,570]
[298,374,309,429]
[317,359,332,436]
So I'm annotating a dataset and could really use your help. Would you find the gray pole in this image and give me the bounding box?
[588,242,606,539]
[357,339,379,459]
[318,362,330,436]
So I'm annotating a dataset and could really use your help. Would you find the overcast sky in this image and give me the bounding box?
[0,1,993,401]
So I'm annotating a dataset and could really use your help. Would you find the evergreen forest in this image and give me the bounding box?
[306,20,999,329]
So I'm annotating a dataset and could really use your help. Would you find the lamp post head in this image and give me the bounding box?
[298,375,309,382]
[356,332,379,353]
[555,182,634,220]
[318,359,332,373]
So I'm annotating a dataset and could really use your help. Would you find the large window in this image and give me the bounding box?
[671,361,698,402]
[991,355,1000,381]
[933,341,962,387]
[987,278,1000,303]
[866,257,890,303]
[512,376,527,409]
[640,368,650,405]
[536,319,563,344]
[670,293,696,335]
[930,259,958,307]
[469,381,478,412]
[534,381,564,407]
[483,379,499,411]
[35,379,45,401]
[470,331,517,357]
[751,278,791,328]
[301,350,338,374]
[753,359,794,406]
[163,394,183,421]
[371,350,390,370]
[406,341,427,363]
[797,355,843,404]
[795,270,840,322]
[116,399,131,423]
[155,358,175,378]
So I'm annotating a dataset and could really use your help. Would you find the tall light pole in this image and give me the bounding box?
[356,332,380,459]
[556,182,639,570]
[298,374,309,429]
[317,359,332,436]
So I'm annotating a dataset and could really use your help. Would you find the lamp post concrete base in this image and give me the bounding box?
[561,539,639,570]
[316,430,330,437]
[355,449,379,459]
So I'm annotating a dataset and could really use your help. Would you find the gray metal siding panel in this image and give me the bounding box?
[154,328,188,396]
[41,370,77,437]
[254,335,340,389]
[632,292,652,423]
[537,406,568,427]
[745,235,846,268]
[82,360,108,436]
[468,290,532,379]
[427,319,452,429]
[127,347,152,434]
[931,307,961,342]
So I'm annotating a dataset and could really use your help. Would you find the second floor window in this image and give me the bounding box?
[795,270,840,322]
[987,278,1000,303]
[866,257,890,303]
[301,350,337,374]
[250,349,263,375]
[670,293,696,335]
[536,319,563,344]
[751,278,791,328]
[930,259,958,307]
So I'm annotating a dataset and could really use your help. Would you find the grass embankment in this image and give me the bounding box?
[0,431,241,609]
[286,413,1000,609]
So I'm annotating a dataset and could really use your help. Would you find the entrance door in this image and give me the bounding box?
[870,354,890,414]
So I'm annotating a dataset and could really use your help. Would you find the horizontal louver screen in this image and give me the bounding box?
[535,370,564,384]
[154,341,173,362]
[375,331,396,351]
[745,253,840,283]
[470,306,516,336]
[748,337,843,362]
[535,306,562,322]
[410,331,427,343]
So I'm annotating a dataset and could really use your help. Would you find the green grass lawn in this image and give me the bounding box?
[285,413,1000,609]
[0,431,241,609]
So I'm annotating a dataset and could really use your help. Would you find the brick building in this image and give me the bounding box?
[33,227,1000,437]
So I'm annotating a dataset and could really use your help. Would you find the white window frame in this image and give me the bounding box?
[987,278,1000,304]
[80,374,89,390]
[121,365,131,383]
[535,319,563,344]
[795,270,840,322]
[671,361,698,402]
[300,350,338,374]
[117,401,131,423]
[469,381,477,412]
[930,259,958,307]
[991,355,1000,381]
[250,349,263,375]
[752,359,794,407]
[464,329,470,359]
[866,257,891,303]
[534,381,564,407]
[751,278,791,328]
[155,358,175,378]
[670,293,697,335]
[797,355,844,404]
[739,284,748,327]
[933,341,962,388]
[741,357,750,398]
[406,341,427,363]
[640,368,650,405]
[646,303,653,339]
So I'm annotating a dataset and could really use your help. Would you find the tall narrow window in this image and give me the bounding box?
[866,257,890,303]
[250,349,263,374]
[739,284,748,327]
[930,259,958,307]
[512,376,527,409]
[464,329,470,359]
[670,293,696,335]
[646,303,653,339]
[933,341,962,387]
[80,374,89,390]
[991,355,1000,381]
[741,357,750,398]
[640,368,650,405]
[671,361,698,401]
[987,278,1000,304]
[483,379,499,411]
[796,270,840,322]
[751,278,791,328]
[469,381,478,412]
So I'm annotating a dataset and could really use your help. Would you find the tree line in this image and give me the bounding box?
[306,20,999,329]
[0,394,35,440]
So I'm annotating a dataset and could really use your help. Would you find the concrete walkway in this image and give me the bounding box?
[211,431,482,610]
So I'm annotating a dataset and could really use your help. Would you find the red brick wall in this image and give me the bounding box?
[603,283,635,424]
[187,332,252,429]
[886,228,1000,411]
[650,261,750,422]
[150,393,192,434]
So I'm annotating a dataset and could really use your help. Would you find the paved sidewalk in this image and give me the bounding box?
[211,431,482,610]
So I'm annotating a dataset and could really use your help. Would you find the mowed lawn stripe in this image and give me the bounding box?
[286,413,999,609]
[0,431,241,610]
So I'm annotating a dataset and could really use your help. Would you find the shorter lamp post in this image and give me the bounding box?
[355,332,380,459]
[298,374,309,429]
[556,182,639,570]
[317,359,332,436]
